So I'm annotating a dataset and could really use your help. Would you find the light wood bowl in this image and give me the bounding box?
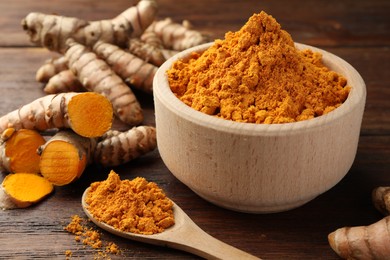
[153,42,366,213]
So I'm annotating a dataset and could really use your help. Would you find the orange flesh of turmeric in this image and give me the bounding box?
[68,92,113,138]
[5,129,46,173]
[2,173,53,207]
[39,141,87,186]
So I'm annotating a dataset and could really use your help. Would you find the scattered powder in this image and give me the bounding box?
[168,11,350,124]
[64,214,120,259]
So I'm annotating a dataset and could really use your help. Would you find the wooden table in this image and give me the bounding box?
[0,0,389,259]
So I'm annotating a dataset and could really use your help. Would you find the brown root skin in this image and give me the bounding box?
[127,38,166,67]
[0,128,46,174]
[372,186,390,215]
[0,92,113,138]
[146,17,209,51]
[65,40,143,126]
[93,40,158,94]
[2,173,54,208]
[21,0,158,53]
[39,130,97,186]
[36,56,69,83]
[328,216,390,260]
[0,185,18,209]
[43,70,85,94]
[94,126,157,167]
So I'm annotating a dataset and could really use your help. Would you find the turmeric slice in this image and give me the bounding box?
[39,130,95,186]
[0,128,46,173]
[2,173,54,208]
[0,92,113,138]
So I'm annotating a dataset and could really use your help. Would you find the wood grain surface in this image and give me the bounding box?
[0,0,389,259]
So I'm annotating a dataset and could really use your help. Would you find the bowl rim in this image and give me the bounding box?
[153,42,366,136]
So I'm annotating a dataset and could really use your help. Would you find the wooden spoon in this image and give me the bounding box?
[82,188,260,259]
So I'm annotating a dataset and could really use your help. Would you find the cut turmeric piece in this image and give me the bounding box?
[39,130,94,186]
[0,92,113,138]
[2,173,54,208]
[67,92,113,137]
[0,128,46,173]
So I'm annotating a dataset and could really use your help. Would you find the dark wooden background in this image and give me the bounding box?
[0,0,389,259]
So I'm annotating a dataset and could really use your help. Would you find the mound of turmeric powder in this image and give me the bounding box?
[85,170,175,235]
[168,11,350,124]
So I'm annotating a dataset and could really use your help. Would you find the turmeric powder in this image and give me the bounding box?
[64,214,121,258]
[168,11,350,124]
[85,170,175,235]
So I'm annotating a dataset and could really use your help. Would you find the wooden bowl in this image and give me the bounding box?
[153,42,366,213]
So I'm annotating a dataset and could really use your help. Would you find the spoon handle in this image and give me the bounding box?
[171,212,261,260]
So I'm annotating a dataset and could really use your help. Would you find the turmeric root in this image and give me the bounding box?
[21,0,158,53]
[38,126,156,185]
[0,92,113,138]
[2,173,54,208]
[94,126,157,167]
[128,38,166,66]
[146,18,209,51]
[65,40,143,125]
[328,216,390,260]
[93,40,158,94]
[39,130,96,186]
[36,56,69,83]
[43,70,85,94]
[0,128,45,174]
[372,186,390,216]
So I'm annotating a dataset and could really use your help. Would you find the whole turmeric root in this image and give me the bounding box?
[44,70,85,94]
[94,126,157,167]
[65,40,143,125]
[36,56,69,83]
[128,38,166,66]
[0,92,113,138]
[21,0,158,53]
[328,216,390,260]
[39,130,97,186]
[372,186,390,216]
[146,18,209,51]
[93,41,158,94]
[0,128,45,174]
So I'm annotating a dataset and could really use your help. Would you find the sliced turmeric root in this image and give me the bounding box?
[0,92,113,138]
[39,130,95,186]
[0,128,46,174]
[67,92,113,137]
[2,173,54,208]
